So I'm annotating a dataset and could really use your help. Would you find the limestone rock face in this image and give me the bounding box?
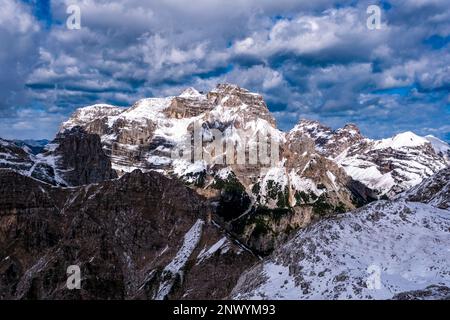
[49,127,118,186]
[0,128,117,187]
[0,169,256,300]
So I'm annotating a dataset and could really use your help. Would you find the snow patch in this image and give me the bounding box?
[156,219,204,300]
[196,237,230,264]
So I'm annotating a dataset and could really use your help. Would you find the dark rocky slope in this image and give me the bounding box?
[0,169,256,299]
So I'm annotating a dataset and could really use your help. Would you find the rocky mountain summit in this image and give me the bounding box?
[231,167,450,300]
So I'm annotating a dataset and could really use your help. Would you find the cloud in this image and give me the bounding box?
[0,0,449,140]
[0,0,41,115]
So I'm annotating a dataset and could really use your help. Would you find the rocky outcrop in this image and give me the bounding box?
[49,127,118,186]
[391,285,450,300]
[401,167,450,209]
[0,169,256,299]
[0,128,117,187]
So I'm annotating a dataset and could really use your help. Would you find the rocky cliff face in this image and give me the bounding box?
[401,166,450,209]
[0,169,256,299]
[231,167,450,300]
[0,127,117,187]
[47,127,118,186]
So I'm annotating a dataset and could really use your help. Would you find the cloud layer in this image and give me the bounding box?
[0,0,449,140]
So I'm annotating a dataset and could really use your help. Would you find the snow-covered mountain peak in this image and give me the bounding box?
[373,131,428,150]
[60,103,124,131]
[291,119,331,135]
[211,83,249,94]
[338,123,361,136]
[121,97,174,122]
[291,119,448,197]
[179,87,203,98]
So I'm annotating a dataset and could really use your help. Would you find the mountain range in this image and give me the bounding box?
[0,84,448,300]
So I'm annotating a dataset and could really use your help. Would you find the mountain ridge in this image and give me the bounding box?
[0,83,448,300]
[1,83,448,254]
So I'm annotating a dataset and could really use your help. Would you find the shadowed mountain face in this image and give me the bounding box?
[0,169,256,299]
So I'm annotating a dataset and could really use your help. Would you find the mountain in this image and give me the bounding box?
[292,119,449,197]
[13,139,49,155]
[230,167,450,300]
[58,84,379,254]
[0,83,448,300]
[3,84,447,254]
[425,135,450,162]
[0,169,256,299]
[0,138,37,177]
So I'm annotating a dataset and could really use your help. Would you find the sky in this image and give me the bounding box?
[0,0,449,141]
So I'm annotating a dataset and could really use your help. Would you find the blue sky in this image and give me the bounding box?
[0,0,449,141]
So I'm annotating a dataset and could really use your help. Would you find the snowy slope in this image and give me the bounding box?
[425,135,450,161]
[156,219,204,300]
[231,169,450,300]
[0,138,64,185]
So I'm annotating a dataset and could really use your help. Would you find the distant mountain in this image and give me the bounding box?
[1,129,116,186]
[13,139,49,154]
[231,167,450,300]
[291,119,448,197]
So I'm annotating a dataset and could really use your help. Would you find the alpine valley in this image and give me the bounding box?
[0,84,449,300]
